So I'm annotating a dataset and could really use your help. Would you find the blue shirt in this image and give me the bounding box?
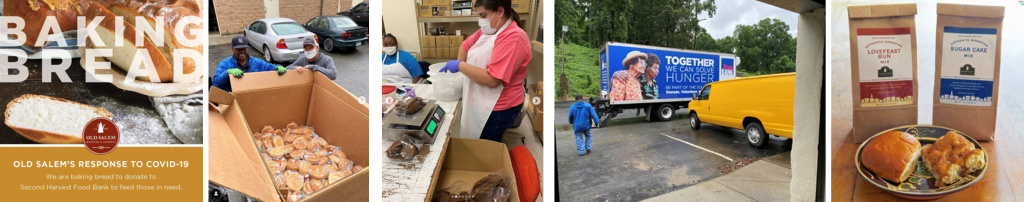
[568,101,600,132]
[212,56,280,92]
[381,50,424,78]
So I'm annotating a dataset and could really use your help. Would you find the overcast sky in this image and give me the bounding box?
[698,0,800,39]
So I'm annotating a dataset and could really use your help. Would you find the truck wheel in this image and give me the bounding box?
[745,122,768,148]
[656,104,674,121]
[689,112,701,130]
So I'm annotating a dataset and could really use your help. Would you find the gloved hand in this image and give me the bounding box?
[227,68,243,78]
[276,66,287,75]
[439,60,461,73]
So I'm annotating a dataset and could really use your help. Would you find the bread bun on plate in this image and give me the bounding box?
[860,131,922,183]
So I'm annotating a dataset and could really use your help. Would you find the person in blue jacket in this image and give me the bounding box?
[213,35,287,92]
[568,94,600,156]
[381,33,424,83]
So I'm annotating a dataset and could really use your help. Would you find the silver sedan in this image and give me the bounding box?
[243,18,318,63]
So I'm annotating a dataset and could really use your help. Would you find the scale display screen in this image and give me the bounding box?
[426,120,438,135]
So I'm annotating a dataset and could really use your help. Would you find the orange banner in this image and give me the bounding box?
[0,147,202,201]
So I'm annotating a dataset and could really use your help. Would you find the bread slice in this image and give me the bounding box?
[860,131,922,183]
[4,94,113,144]
[83,1,175,82]
[104,1,203,80]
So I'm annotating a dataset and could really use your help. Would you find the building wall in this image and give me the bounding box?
[791,7,824,202]
[213,0,266,35]
[279,0,323,26]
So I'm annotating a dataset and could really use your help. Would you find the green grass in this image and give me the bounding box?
[554,42,603,99]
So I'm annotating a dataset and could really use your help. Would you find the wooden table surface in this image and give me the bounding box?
[831,2,1024,201]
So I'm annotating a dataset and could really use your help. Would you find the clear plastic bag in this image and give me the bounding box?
[472,170,512,202]
[386,136,422,161]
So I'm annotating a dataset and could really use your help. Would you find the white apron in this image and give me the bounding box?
[382,52,413,83]
[460,19,512,138]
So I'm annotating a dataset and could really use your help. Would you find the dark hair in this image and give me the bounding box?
[646,53,660,66]
[625,57,643,69]
[383,33,398,48]
[475,0,523,28]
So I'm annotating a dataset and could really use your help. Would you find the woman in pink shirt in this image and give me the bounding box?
[440,0,531,142]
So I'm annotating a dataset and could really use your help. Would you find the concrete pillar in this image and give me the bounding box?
[791,7,825,202]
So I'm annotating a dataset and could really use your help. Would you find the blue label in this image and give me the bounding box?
[939,78,993,104]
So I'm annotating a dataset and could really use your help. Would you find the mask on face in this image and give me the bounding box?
[383,46,398,55]
[305,48,317,60]
[479,10,502,35]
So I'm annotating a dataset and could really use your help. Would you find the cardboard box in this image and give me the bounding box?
[431,138,520,201]
[422,0,437,6]
[511,0,530,13]
[436,0,451,6]
[847,4,918,143]
[437,6,451,16]
[449,48,459,60]
[447,35,463,48]
[531,103,543,133]
[932,3,1004,141]
[436,47,451,59]
[418,5,433,17]
[421,35,436,48]
[209,71,370,202]
[422,48,436,59]
[435,36,449,48]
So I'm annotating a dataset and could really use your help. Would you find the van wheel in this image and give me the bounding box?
[689,112,701,130]
[657,104,674,121]
[745,122,768,148]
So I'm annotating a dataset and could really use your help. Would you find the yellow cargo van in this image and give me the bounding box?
[688,73,795,148]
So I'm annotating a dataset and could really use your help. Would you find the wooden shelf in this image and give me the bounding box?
[417,13,530,23]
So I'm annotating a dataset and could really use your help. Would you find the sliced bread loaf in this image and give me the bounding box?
[4,94,113,144]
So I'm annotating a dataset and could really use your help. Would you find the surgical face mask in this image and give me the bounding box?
[383,46,398,55]
[479,11,502,35]
[305,48,317,60]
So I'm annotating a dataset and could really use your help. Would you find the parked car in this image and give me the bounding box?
[303,16,368,52]
[243,18,317,63]
[338,2,369,27]
[688,73,795,148]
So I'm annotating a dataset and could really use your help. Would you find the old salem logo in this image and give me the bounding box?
[877,66,893,78]
[83,118,119,155]
[960,64,975,76]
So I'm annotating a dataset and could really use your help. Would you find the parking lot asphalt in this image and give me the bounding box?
[555,101,791,201]
[207,43,369,100]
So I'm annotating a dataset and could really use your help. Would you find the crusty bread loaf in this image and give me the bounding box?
[3,0,203,82]
[4,94,113,144]
[921,131,986,186]
[100,0,202,79]
[860,131,922,183]
[83,1,176,82]
[2,0,86,47]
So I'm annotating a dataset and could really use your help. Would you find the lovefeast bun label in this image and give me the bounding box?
[857,28,914,107]
[939,26,997,106]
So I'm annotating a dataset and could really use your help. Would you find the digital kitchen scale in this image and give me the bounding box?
[383,99,445,144]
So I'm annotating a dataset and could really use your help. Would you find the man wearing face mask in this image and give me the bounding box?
[437,0,532,143]
[213,35,286,92]
[286,38,338,80]
[382,33,424,83]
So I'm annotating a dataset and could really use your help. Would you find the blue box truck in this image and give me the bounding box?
[593,42,740,125]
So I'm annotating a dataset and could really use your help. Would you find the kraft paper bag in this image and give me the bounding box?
[933,3,1004,141]
[848,4,919,143]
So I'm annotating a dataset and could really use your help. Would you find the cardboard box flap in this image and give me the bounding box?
[230,70,314,94]
[308,73,370,166]
[849,4,917,18]
[209,87,235,105]
[937,3,1004,18]
[208,90,280,202]
[303,168,370,201]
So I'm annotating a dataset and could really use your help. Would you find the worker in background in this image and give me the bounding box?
[287,38,338,79]
[213,35,286,92]
[382,33,424,83]
[438,0,531,143]
[568,94,600,156]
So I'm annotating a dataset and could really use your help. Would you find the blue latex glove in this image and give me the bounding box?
[439,60,461,73]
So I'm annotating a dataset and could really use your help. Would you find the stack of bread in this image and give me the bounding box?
[256,122,363,202]
[4,0,203,83]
